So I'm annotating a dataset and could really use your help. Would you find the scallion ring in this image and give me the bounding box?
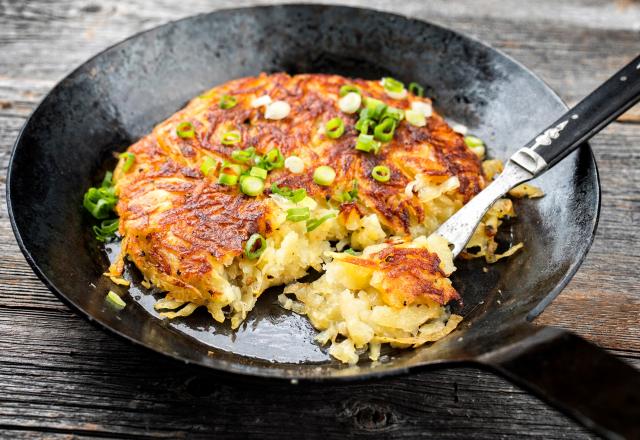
[93,218,119,242]
[339,85,361,97]
[221,131,241,145]
[105,291,126,309]
[313,165,336,186]
[219,94,238,109]
[355,117,375,135]
[373,118,396,143]
[382,106,404,122]
[249,166,268,180]
[286,207,310,222]
[306,213,336,232]
[325,117,345,139]
[464,135,484,148]
[176,122,195,139]
[240,176,265,196]
[371,165,391,183]
[218,173,238,186]
[355,133,380,153]
[408,82,424,97]
[271,183,307,203]
[382,77,404,93]
[231,146,256,164]
[200,156,217,176]
[245,233,266,259]
[260,148,284,170]
[364,98,387,120]
[119,152,135,173]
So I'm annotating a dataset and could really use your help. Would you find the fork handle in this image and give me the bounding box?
[481,324,640,439]
[527,54,640,169]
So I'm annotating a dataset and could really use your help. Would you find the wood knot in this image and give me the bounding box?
[339,399,398,431]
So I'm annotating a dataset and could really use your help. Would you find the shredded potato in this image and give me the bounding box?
[103,73,540,364]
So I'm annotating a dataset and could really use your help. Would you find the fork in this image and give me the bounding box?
[437,54,640,257]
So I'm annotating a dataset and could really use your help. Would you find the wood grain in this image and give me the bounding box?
[0,0,639,438]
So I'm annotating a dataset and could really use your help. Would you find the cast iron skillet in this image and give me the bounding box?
[7,5,640,438]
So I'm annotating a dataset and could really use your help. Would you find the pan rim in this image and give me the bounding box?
[6,3,601,382]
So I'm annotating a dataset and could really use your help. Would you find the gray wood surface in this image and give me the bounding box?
[1,0,639,438]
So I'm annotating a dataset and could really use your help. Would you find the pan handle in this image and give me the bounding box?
[478,325,640,439]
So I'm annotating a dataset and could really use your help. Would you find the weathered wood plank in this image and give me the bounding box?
[0,0,639,438]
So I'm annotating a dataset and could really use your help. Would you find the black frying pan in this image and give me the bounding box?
[7,5,640,438]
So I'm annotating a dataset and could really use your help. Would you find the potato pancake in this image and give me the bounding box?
[106,73,520,363]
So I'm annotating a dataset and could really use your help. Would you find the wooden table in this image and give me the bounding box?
[1,1,638,438]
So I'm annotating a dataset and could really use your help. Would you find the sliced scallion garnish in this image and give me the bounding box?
[306,213,336,232]
[373,118,396,143]
[258,148,284,170]
[325,117,345,139]
[271,183,307,203]
[355,133,380,154]
[176,122,195,138]
[119,152,135,173]
[106,290,126,309]
[464,135,484,148]
[313,166,336,186]
[286,207,310,222]
[221,131,241,145]
[231,146,256,164]
[218,173,238,186]
[371,165,391,182]
[240,176,264,196]
[200,156,217,176]
[219,94,238,109]
[408,82,424,97]
[93,218,119,242]
[249,166,268,180]
[245,233,266,259]
[339,85,361,97]
[381,77,404,94]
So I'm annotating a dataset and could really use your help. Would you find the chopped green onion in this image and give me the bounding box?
[93,218,119,242]
[339,85,361,96]
[338,179,359,202]
[371,165,391,182]
[102,171,114,188]
[408,82,424,97]
[306,213,336,232]
[176,122,195,138]
[219,94,238,109]
[249,166,268,180]
[382,106,404,122]
[245,233,266,259]
[221,131,241,145]
[344,248,361,256]
[258,148,284,170]
[355,117,375,135]
[106,290,126,309]
[218,173,238,186]
[381,77,405,94]
[221,161,242,176]
[313,165,336,186]
[364,98,387,120]
[405,109,426,127]
[271,183,307,203]
[240,176,264,196]
[200,156,217,176]
[325,117,345,139]
[286,207,310,222]
[355,133,381,153]
[83,172,118,220]
[119,152,135,173]
[231,146,256,164]
[374,118,396,142]
[464,135,484,148]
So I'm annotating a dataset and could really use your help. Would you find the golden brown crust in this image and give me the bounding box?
[114,73,484,291]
